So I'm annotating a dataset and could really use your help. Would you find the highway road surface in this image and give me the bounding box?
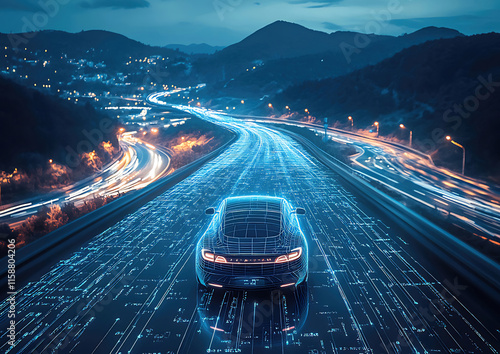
[239,116,500,245]
[0,134,171,228]
[325,125,500,241]
[1,101,499,353]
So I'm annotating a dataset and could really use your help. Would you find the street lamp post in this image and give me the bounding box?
[374,121,379,137]
[348,116,353,129]
[446,136,466,175]
[399,124,413,148]
[323,117,328,142]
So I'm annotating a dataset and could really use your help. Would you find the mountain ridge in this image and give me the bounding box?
[267,33,500,181]
[165,43,225,55]
[196,21,465,96]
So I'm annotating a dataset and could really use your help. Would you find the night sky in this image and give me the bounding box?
[0,0,499,46]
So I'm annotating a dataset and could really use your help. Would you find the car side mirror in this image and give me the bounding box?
[205,207,215,215]
[295,207,306,215]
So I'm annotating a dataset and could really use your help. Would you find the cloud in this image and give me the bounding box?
[0,0,40,11]
[80,0,150,9]
[389,16,474,28]
[288,0,342,8]
[322,21,343,31]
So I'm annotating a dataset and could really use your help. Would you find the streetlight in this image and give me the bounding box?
[268,103,273,108]
[446,136,466,175]
[305,108,309,114]
[399,124,413,148]
[374,121,379,136]
[323,118,328,142]
[348,116,353,129]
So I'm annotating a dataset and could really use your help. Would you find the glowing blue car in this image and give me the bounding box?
[196,196,308,289]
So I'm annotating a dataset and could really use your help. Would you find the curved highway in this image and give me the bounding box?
[237,115,500,243]
[0,134,171,228]
[1,98,499,353]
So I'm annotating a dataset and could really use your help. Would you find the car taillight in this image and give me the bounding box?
[215,256,227,263]
[275,247,302,263]
[202,249,215,262]
[201,249,227,263]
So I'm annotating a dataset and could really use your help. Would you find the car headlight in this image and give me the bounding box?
[275,247,302,263]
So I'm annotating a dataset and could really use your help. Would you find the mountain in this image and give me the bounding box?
[0,75,118,172]
[268,33,500,181]
[0,30,197,96]
[0,30,182,65]
[400,26,463,41]
[0,30,184,64]
[194,21,464,97]
[165,43,225,55]
[0,24,464,98]
[217,21,334,60]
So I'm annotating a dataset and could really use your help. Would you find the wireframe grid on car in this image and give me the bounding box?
[196,196,308,289]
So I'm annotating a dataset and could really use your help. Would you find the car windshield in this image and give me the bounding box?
[223,199,282,237]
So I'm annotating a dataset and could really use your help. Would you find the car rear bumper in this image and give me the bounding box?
[196,260,307,290]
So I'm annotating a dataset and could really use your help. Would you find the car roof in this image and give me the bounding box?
[222,196,284,238]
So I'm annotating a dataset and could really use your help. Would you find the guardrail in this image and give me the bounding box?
[278,128,500,302]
